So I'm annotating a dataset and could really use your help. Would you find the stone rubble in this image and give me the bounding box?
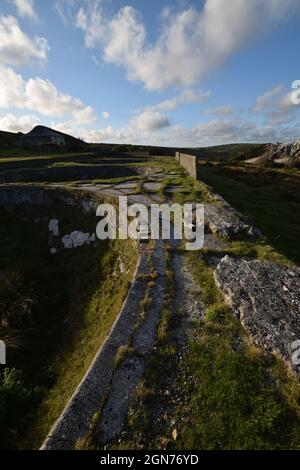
[215,256,300,373]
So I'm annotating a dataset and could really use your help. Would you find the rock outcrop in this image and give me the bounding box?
[247,140,300,164]
[205,202,261,240]
[268,141,300,162]
[214,256,300,374]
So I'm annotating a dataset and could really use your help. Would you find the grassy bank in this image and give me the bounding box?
[199,163,300,265]
[173,252,300,450]
[109,246,300,450]
[0,203,138,449]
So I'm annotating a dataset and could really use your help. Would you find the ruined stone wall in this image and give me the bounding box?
[175,152,199,179]
[0,186,100,214]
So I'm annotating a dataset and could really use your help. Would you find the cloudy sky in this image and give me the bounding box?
[0,0,300,146]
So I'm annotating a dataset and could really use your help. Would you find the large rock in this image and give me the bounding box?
[214,256,300,373]
[205,203,260,239]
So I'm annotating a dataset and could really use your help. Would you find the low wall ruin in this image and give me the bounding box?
[175,152,199,179]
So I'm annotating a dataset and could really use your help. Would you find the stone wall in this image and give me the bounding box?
[175,152,199,179]
[0,186,101,213]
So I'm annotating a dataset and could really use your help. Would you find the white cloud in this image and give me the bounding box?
[49,116,296,146]
[131,111,171,132]
[26,77,84,117]
[0,64,25,108]
[273,91,299,123]
[75,0,104,48]
[192,119,255,142]
[252,85,283,113]
[53,121,115,143]
[69,1,300,91]
[140,89,210,114]
[102,111,109,119]
[48,90,298,148]
[0,113,39,133]
[51,109,172,144]
[203,105,234,117]
[252,85,300,125]
[12,0,37,20]
[0,64,97,121]
[55,0,75,24]
[71,106,97,125]
[0,15,48,66]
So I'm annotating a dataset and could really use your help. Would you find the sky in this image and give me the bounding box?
[0,0,300,146]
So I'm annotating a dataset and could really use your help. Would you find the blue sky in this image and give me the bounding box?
[0,0,300,146]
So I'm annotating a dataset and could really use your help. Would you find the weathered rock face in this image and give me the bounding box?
[49,219,59,237]
[205,203,261,240]
[262,141,300,162]
[62,231,96,249]
[214,256,300,374]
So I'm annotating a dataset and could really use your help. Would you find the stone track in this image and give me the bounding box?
[41,189,167,450]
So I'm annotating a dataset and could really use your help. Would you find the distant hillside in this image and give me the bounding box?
[0,126,268,160]
[0,130,18,148]
[195,143,266,162]
[0,126,86,152]
[92,143,264,159]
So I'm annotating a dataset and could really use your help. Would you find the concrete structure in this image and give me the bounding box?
[19,126,66,148]
[175,152,199,179]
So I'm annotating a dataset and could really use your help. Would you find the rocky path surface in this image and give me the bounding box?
[95,239,166,445]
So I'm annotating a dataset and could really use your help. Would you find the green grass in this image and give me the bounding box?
[0,150,161,185]
[175,316,300,450]
[0,202,138,449]
[199,163,300,265]
[0,151,93,162]
[173,253,300,450]
[107,248,300,450]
